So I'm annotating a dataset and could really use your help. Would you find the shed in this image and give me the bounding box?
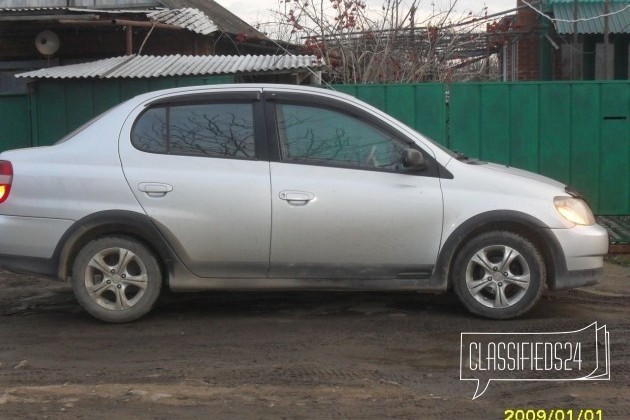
[0,1,296,93]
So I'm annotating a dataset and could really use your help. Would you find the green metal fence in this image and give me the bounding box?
[0,93,31,151]
[0,80,628,214]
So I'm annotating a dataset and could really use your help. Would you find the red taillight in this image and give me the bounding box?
[0,160,13,204]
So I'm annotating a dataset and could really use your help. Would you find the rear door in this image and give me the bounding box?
[119,90,271,278]
[265,92,444,279]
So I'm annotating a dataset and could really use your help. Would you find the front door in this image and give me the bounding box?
[267,98,444,279]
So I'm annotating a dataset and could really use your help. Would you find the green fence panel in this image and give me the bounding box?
[331,84,447,145]
[0,93,31,152]
[539,83,572,183]
[480,84,511,164]
[65,80,96,134]
[599,83,630,214]
[413,84,447,145]
[36,81,68,146]
[449,84,481,156]
[570,83,601,211]
[119,79,151,100]
[509,84,539,173]
[92,80,123,115]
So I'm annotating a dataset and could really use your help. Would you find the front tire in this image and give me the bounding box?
[71,236,162,323]
[452,231,545,319]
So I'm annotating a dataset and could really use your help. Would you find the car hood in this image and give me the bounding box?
[475,161,566,189]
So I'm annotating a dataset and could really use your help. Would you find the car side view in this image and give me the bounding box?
[0,84,609,322]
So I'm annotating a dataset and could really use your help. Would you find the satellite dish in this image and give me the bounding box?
[35,30,60,56]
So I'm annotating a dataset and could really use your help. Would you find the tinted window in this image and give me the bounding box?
[132,103,255,158]
[131,107,167,153]
[276,104,407,170]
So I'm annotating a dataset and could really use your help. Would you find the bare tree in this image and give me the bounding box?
[264,0,503,83]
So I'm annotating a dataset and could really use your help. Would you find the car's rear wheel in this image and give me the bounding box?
[71,236,162,323]
[452,231,545,319]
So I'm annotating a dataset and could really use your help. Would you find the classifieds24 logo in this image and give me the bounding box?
[460,322,610,399]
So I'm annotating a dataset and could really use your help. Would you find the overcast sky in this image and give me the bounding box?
[219,0,519,28]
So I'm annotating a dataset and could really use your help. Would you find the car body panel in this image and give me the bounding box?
[269,162,443,278]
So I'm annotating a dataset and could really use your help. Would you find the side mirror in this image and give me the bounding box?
[402,148,427,171]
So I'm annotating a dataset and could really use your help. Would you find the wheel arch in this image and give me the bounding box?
[54,210,174,282]
[434,210,566,290]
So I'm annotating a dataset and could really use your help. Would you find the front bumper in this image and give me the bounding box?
[548,223,609,290]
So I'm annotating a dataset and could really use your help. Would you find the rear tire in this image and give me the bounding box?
[71,236,162,323]
[452,231,544,319]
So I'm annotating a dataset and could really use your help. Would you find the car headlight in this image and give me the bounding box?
[554,196,595,226]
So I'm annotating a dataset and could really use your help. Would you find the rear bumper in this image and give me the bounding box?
[0,214,71,279]
[0,215,72,259]
[0,254,58,278]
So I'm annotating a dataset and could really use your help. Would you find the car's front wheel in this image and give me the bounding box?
[71,236,162,323]
[452,231,545,319]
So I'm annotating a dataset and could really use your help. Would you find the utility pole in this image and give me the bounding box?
[572,0,578,80]
[603,0,610,79]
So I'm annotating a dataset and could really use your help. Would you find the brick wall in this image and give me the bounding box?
[514,0,541,80]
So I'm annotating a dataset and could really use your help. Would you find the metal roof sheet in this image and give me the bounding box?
[0,7,67,12]
[0,1,161,8]
[15,54,325,79]
[159,0,268,39]
[549,0,628,4]
[147,7,218,35]
[553,2,630,34]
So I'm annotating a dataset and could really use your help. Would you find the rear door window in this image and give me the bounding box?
[132,102,256,159]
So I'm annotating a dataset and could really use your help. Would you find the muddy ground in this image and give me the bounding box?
[0,262,628,419]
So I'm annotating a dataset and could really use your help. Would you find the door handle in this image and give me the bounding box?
[138,182,173,197]
[279,190,315,205]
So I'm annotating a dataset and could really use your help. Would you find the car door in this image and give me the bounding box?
[266,92,444,279]
[119,91,271,278]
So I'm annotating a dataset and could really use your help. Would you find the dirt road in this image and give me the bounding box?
[1,262,628,419]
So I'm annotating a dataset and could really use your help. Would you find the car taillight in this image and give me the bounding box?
[0,160,13,204]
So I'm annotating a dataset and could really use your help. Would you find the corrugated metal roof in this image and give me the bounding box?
[0,7,67,12]
[159,0,268,39]
[0,1,161,8]
[553,2,630,34]
[549,0,628,4]
[147,7,217,35]
[15,54,325,79]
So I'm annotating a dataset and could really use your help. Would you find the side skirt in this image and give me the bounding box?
[168,263,445,292]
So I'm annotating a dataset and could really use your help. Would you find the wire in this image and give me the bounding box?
[521,0,630,24]
[138,22,157,55]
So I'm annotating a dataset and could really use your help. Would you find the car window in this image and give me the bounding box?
[276,103,408,171]
[132,102,255,159]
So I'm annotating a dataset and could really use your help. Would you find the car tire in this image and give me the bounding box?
[71,236,162,323]
[452,231,545,319]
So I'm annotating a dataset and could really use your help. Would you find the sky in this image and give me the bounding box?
[219,0,519,30]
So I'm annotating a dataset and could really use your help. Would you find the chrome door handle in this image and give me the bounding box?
[138,182,173,197]
[279,190,315,204]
